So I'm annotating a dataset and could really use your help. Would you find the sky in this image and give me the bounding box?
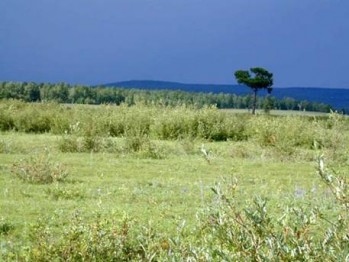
[0,0,348,88]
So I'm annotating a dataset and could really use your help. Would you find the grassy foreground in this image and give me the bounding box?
[0,101,348,260]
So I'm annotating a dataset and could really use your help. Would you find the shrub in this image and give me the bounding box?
[50,112,71,134]
[178,157,349,261]
[82,135,103,152]
[0,111,14,131]
[153,106,249,141]
[45,184,85,200]
[138,141,168,159]
[123,106,153,137]
[154,106,196,140]
[58,135,80,152]
[11,153,68,184]
[0,219,14,236]
[313,112,349,162]
[19,213,153,261]
[13,107,52,133]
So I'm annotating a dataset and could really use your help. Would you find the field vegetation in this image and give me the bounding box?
[0,100,348,260]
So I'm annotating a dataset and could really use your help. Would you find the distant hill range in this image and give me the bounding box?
[102,80,349,111]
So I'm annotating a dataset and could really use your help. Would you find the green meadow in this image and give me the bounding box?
[0,100,348,260]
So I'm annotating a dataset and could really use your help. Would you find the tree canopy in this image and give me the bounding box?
[0,81,333,113]
[234,67,273,114]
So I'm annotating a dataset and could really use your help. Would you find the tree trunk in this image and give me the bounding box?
[252,89,257,114]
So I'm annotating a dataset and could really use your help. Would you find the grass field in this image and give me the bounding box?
[0,133,320,227]
[0,101,348,260]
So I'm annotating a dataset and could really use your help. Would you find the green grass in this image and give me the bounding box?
[0,101,348,260]
[0,132,337,234]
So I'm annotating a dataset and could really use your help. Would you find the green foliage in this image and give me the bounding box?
[154,106,195,140]
[0,110,14,131]
[262,95,275,113]
[0,219,14,236]
[0,101,347,160]
[11,153,69,184]
[58,135,80,152]
[45,184,86,200]
[15,109,52,133]
[1,100,349,260]
[3,159,349,260]
[14,213,152,261]
[234,67,274,114]
[249,115,315,148]
[153,105,249,141]
[0,101,71,133]
[125,135,150,153]
[170,160,348,260]
[123,135,168,159]
[0,80,334,113]
[235,67,273,91]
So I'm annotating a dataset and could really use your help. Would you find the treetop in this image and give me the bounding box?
[234,67,273,91]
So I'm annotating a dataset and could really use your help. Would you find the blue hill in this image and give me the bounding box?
[102,80,349,111]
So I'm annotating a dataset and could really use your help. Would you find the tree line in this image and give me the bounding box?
[0,81,333,112]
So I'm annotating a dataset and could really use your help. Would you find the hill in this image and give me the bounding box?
[102,80,349,111]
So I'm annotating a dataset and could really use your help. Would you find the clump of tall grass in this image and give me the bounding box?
[0,100,72,133]
[314,112,349,163]
[45,184,86,200]
[249,115,315,148]
[58,135,81,152]
[123,135,168,159]
[12,213,156,261]
[0,218,14,236]
[0,140,7,153]
[58,118,107,153]
[0,139,21,154]
[102,103,155,137]
[124,135,150,153]
[58,135,116,153]
[58,134,167,158]
[0,110,14,131]
[154,105,249,141]
[11,152,68,184]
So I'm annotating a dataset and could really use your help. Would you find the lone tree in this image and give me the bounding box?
[234,67,273,114]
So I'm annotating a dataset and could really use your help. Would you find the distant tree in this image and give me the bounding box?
[262,95,275,114]
[24,82,41,102]
[234,67,273,114]
[283,97,297,110]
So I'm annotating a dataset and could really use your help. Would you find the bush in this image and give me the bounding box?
[11,153,68,184]
[154,106,196,140]
[0,111,14,131]
[45,184,86,200]
[17,213,154,261]
[143,159,346,261]
[0,219,14,236]
[125,135,150,152]
[154,106,249,141]
[58,136,80,152]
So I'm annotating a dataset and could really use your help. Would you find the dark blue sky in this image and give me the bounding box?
[1,0,348,87]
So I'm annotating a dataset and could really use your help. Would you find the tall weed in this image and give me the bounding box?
[11,152,68,184]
